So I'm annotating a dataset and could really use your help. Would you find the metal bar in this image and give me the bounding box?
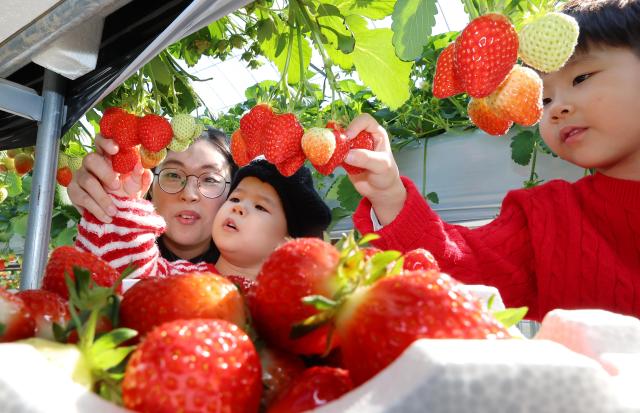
[20,70,66,290]
[0,78,44,121]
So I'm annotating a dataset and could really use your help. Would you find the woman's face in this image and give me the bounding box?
[151,139,232,258]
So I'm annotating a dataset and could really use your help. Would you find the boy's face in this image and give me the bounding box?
[212,176,288,267]
[539,46,640,177]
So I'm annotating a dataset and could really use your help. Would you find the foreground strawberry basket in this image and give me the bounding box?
[1,237,639,413]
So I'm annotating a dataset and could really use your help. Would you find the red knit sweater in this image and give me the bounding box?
[353,173,640,321]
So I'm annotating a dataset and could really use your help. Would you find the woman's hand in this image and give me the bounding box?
[67,135,152,222]
[343,114,407,226]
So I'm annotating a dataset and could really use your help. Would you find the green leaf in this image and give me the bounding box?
[10,214,29,236]
[52,227,77,248]
[91,328,138,354]
[324,0,396,19]
[493,307,528,329]
[302,295,338,310]
[511,131,535,166]
[426,191,439,204]
[290,311,334,339]
[91,346,136,371]
[335,175,362,212]
[367,250,402,284]
[207,20,225,40]
[147,56,172,87]
[317,8,355,54]
[262,30,312,85]
[351,26,413,110]
[391,0,438,61]
[5,172,22,197]
[256,19,276,43]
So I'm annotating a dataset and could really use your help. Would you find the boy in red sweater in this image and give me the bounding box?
[342,0,640,320]
[75,159,331,281]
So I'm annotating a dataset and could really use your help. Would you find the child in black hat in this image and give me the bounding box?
[74,158,331,281]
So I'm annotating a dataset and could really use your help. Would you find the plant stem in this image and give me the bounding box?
[528,138,539,183]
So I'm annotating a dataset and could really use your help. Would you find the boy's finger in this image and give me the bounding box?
[140,169,153,195]
[344,148,393,175]
[67,182,113,223]
[345,113,377,139]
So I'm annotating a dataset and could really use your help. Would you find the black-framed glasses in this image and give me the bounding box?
[153,168,230,199]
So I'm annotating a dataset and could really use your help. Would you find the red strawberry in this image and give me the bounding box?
[14,153,34,176]
[112,112,140,149]
[266,367,353,413]
[0,287,34,342]
[336,270,510,385]
[138,114,173,152]
[260,346,306,409]
[433,43,465,99]
[240,103,275,158]
[56,167,73,187]
[111,145,140,174]
[99,107,126,139]
[454,13,518,98]
[251,238,340,355]
[313,123,350,176]
[43,246,120,300]
[403,248,439,272]
[467,97,513,136]
[122,319,262,413]
[16,289,69,340]
[275,151,306,177]
[120,272,247,339]
[262,113,305,165]
[342,130,374,175]
[488,65,543,126]
[301,127,336,166]
[231,129,251,166]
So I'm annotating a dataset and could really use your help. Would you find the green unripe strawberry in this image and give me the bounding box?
[171,114,196,141]
[168,138,191,153]
[57,152,70,169]
[190,122,205,141]
[518,12,579,73]
[67,156,83,171]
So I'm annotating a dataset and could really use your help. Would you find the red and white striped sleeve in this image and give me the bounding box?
[75,195,218,278]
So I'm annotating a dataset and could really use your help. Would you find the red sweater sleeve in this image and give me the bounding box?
[353,177,539,316]
[75,195,217,278]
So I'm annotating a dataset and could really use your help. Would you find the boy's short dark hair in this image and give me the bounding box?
[562,0,640,56]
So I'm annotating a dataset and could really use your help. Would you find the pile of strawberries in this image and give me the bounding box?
[433,12,578,136]
[99,108,202,174]
[0,239,514,413]
[232,104,374,177]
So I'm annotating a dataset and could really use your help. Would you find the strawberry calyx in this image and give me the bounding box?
[51,265,138,405]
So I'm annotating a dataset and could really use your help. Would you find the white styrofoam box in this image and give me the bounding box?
[0,343,131,413]
[31,17,104,80]
[598,353,640,413]
[315,339,620,413]
[535,309,640,359]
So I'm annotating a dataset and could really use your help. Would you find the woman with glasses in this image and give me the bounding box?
[68,127,238,264]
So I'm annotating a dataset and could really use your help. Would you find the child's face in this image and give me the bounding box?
[212,176,288,267]
[539,46,640,176]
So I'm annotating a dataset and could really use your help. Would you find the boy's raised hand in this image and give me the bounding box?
[343,114,407,226]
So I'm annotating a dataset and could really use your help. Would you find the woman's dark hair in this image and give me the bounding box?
[562,0,640,57]
[197,127,239,179]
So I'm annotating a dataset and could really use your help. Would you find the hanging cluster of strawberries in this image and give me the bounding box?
[99,108,203,173]
[232,104,374,176]
[0,235,518,412]
[433,12,579,136]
